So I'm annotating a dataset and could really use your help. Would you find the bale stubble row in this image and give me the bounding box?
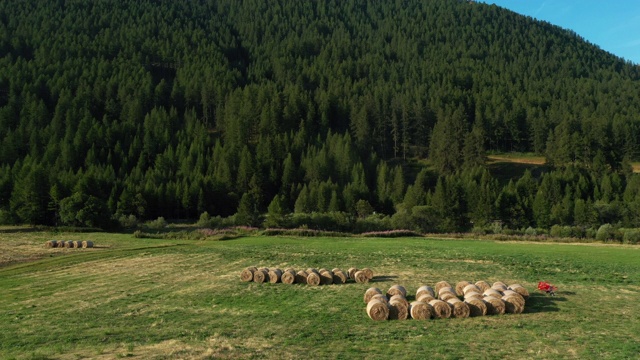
[364,282,529,321]
[241,266,373,286]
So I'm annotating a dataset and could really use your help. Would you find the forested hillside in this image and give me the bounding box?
[1,0,640,236]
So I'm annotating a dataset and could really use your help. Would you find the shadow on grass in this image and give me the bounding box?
[525,292,566,313]
[370,275,399,283]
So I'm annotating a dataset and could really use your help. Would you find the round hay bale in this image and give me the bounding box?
[455,281,471,296]
[366,299,389,321]
[389,294,409,309]
[55,240,65,248]
[463,284,481,295]
[364,287,383,303]
[240,267,257,282]
[439,291,458,302]
[318,268,329,274]
[475,280,491,292]
[73,241,83,248]
[253,268,269,283]
[502,289,518,297]
[319,270,334,285]
[388,298,409,320]
[435,281,452,294]
[331,268,341,273]
[417,293,436,303]
[361,267,374,280]
[268,269,283,284]
[45,240,57,248]
[483,289,503,299]
[429,299,452,319]
[416,285,435,299]
[347,267,358,280]
[281,269,296,284]
[463,291,483,301]
[386,285,407,298]
[502,293,525,308]
[306,271,321,286]
[484,297,506,315]
[64,240,74,248]
[492,282,508,292]
[465,298,487,317]
[447,298,470,318]
[284,267,296,273]
[295,270,308,284]
[503,295,525,314]
[81,241,94,248]
[306,268,319,275]
[410,301,433,320]
[508,284,530,300]
[354,270,369,283]
[438,286,456,297]
[371,294,389,305]
[332,270,347,284]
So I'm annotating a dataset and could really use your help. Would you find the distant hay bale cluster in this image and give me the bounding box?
[365,281,529,321]
[240,266,373,285]
[45,240,94,249]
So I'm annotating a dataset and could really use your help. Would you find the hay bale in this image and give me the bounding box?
[483,297,506,315]
[463,284,481,295]
[331,268,341,273]
[386,285,407,298]
[465,298,487,317]
[284,267,296,273]
[295,270,308,284]
[268,269,283,284]
[417,293,436,303]
[446,298,470,318]
[438,286,456,296]
[318,268,329,274]
[253,268,269,283]
[435,281,452,294]
[347,267,358,279]
[306,268,319,275]
[475,280,491,292]
[389,294,409,309]
[388,298,409,320]
[364,287,383,304]
[319,270,334,285]
[371,294,389,305]
[55,240,65,248]
[508,284,530,300]
[455,281,471,296]
[81,241,94,248]
[502,292,525,308]
[428,299,452,319]
[483,289,503,299]
[64,240,74,248]
[240,267,257,282]
[361,267,374,280]
[410,301,433,320]
[306,271,321,286]
[503,295,525,314]
[281,269,296,284]
[463,291,483,301]
[45,240,57,248]
[354,270,369,283]
[492,282,508,292]
[416,285,435,299]
[366,299,389,321]
[438,291,458,302]
[332,270,347,284]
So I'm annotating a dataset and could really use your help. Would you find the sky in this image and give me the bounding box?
[477,0,640,64]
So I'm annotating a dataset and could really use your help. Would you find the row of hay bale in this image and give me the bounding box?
[241,266,374,285]
[45,240,94,249]
[365,281,529,321]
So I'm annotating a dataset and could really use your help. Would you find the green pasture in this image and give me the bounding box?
[0,231,639,359]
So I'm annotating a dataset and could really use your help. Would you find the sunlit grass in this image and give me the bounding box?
[1,232,639,359]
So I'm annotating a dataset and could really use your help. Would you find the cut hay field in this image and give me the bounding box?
[1,231,639,359]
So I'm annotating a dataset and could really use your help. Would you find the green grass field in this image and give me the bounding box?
[1,230,639,359]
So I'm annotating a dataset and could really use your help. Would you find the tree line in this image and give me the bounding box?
[1,0,640,235]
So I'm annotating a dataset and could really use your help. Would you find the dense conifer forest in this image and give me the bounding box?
[1,0,640,238]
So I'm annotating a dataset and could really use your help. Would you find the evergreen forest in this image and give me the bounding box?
[2,0,640,239]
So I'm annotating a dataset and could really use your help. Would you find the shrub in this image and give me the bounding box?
[524,226,537,236]
[622,229,640,245]
[146,217,167,229]
[118,214,139,229]
[595,224,616,242]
